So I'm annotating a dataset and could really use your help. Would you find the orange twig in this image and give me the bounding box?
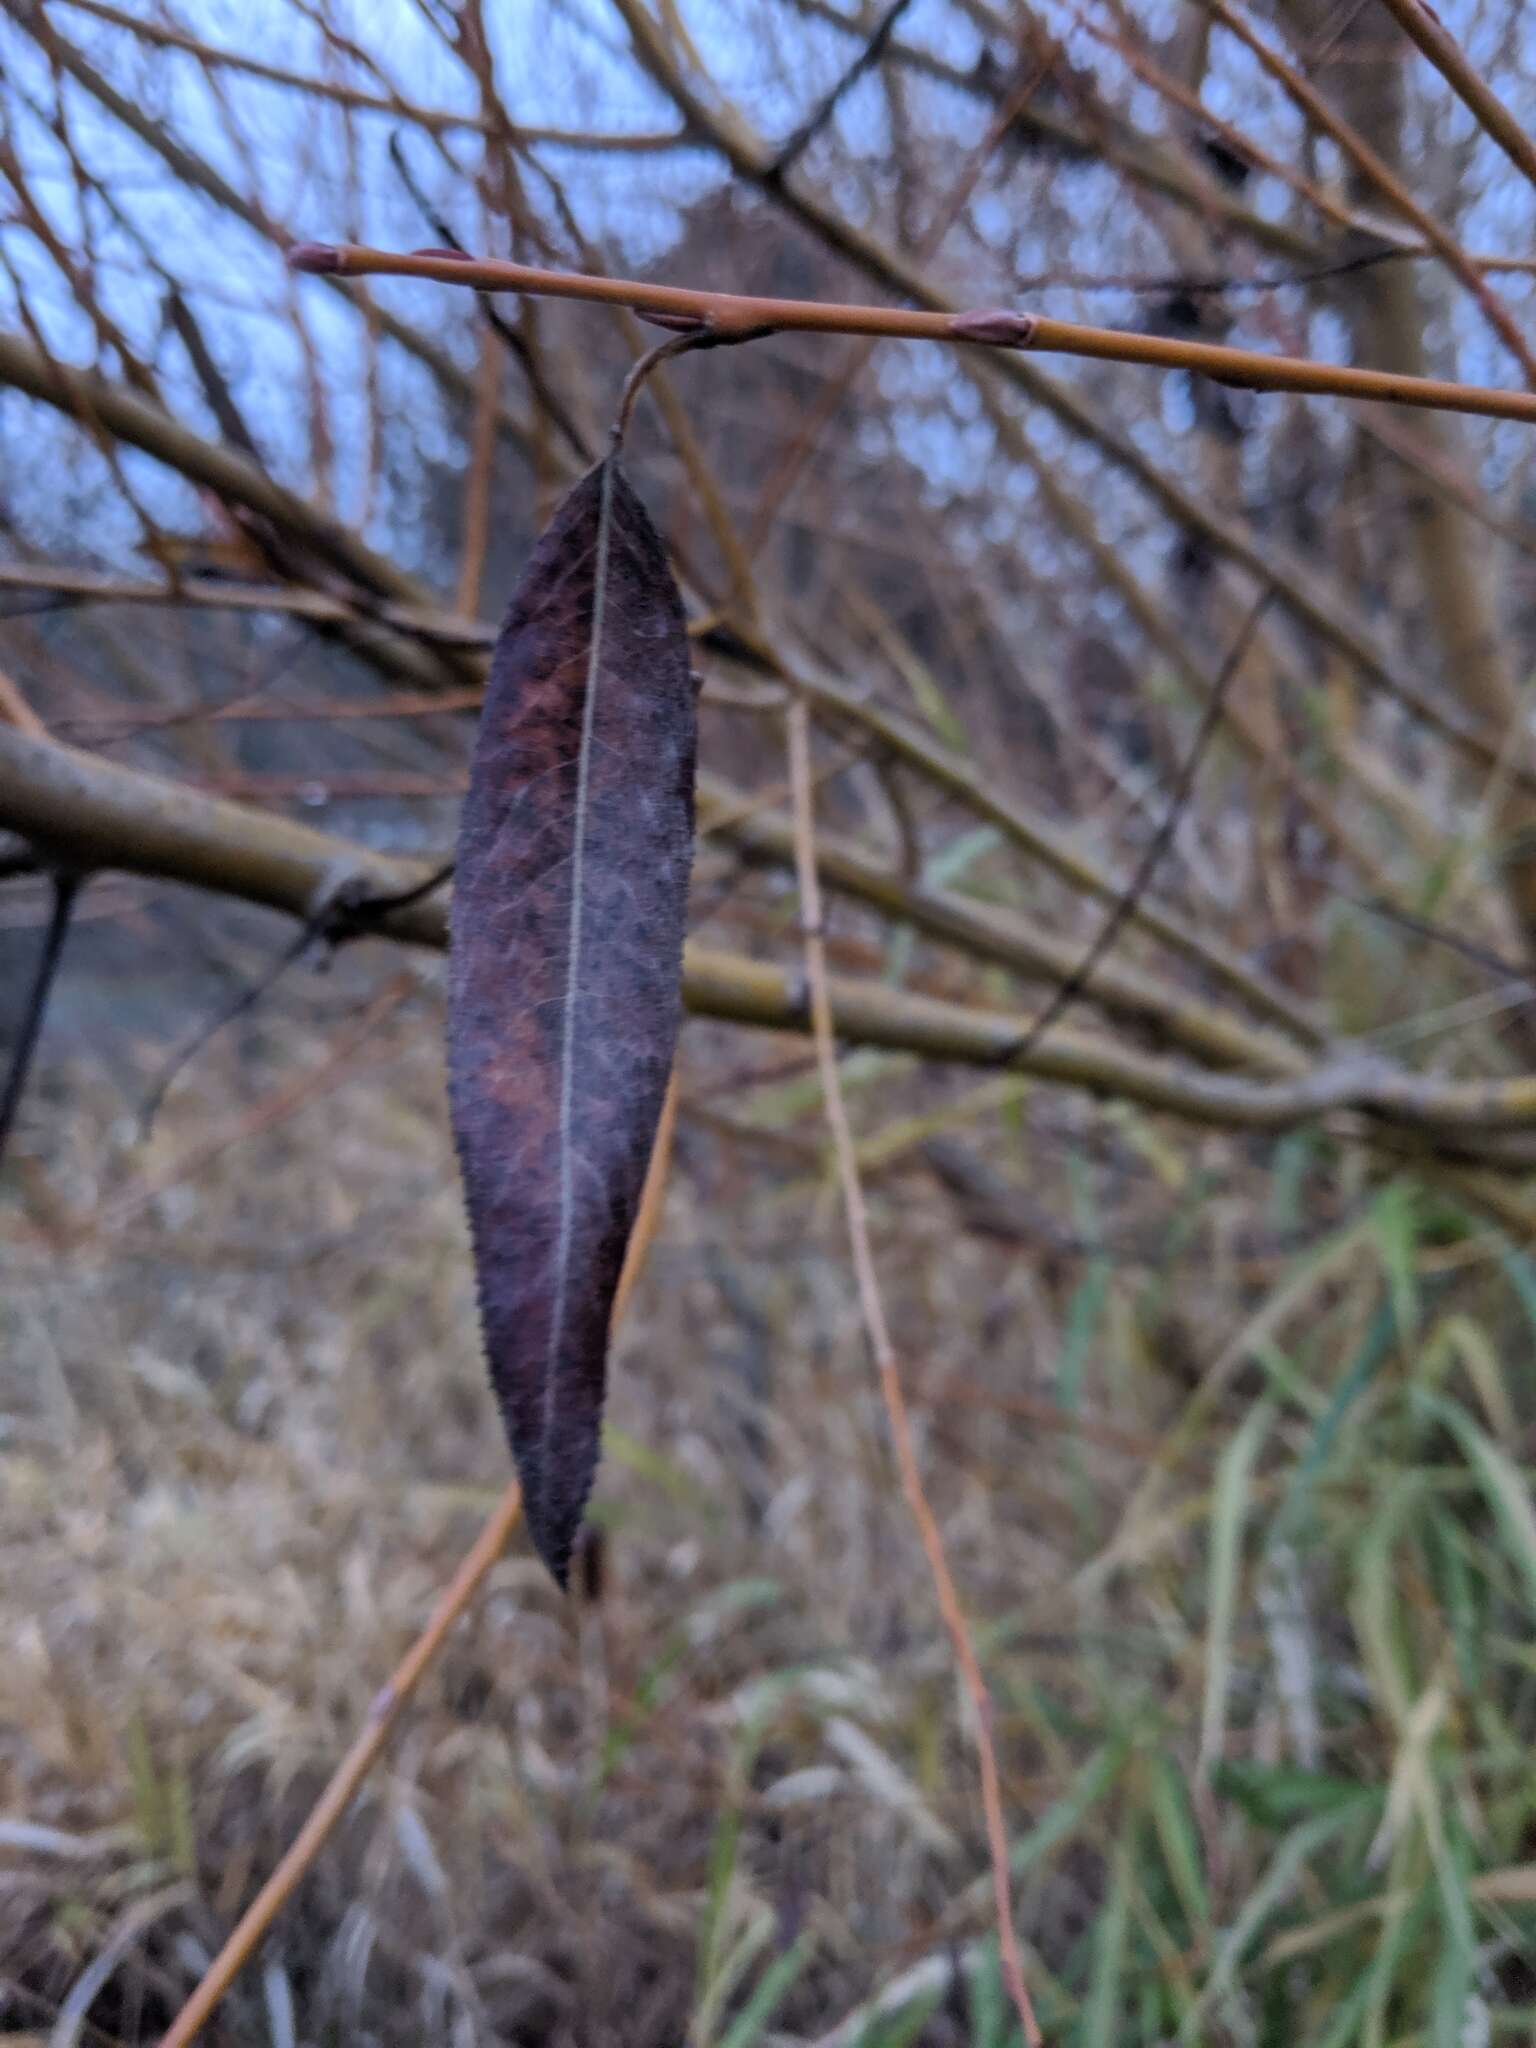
[611,1064,680,1332]
[157,1034,680,2047]
[784,696,1044,2048]
[157,1478,526,2048]
[289,241,1536,425]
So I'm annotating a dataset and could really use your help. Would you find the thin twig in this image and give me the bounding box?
[338,859,456,925]
[100,975,418,1238]
[49,0,686,146]
[137,859,455,1134]
[386,133,593,464]
[784,695,1044,2048]
[613,329,711,446]
[611,322,773,447]
[748,37,1053,552]
[161,284,265,463]
[1369,0,1536,206]
[0,663,49,738]
[455,322,501,616]
[156,1010,681,2048]
[1008,249,1536,291]
[288,241,1536,426]
[1347,895,1529,986]
[1194,0,1536,391]
[155,1477,526,2048]
[611,1062,680,1332]
[137,924,315,1138]
[0,871,80,1168]
[767,0,915,178]
[1004,591,1272,1064]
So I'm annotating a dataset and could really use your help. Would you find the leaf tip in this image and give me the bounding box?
[523,1494,582,1594]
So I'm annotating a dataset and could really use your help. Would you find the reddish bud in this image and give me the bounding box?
[287,242,342,274]
[638,309,708,332]
[949,309,1038,348]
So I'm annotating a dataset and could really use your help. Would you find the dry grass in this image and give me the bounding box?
[6,894,1536,2047]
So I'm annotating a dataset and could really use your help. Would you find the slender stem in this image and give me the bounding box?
[0,872,79,1168]
[42,0,685,145]
[156,1478,526,2048]
[1373,0,1536,202]
[1004,592,1272,1064]
[768,0,915,176]
[155,1004,684,2046]
[785,695,1044,2048]
[136,922,314,1138]
[288,242,1536,426]
[612,328,722,447]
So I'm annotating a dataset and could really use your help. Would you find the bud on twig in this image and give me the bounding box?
[947,309,1039,348]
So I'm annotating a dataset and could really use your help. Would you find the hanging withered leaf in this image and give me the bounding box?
[447,455,696,1587]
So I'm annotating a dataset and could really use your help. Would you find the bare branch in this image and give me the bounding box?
[767,0,916,179]
[46,0,687,147]
[8,727,1536,1165]
[291,241,1536,426]
[1372,0,1536,203]
[1003,590,1273,1064]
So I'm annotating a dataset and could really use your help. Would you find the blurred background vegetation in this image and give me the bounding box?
[5,0,1536,2042]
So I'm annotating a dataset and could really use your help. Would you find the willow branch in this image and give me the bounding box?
[781,660,1323,1045]
[964,381,1402,902]
[0,546,1325,1044]
[0,332,482,698]
[1003,591,1273,1064]
[783,0,1331,264]
[698,771,1306,1075]
[0,567,1318,1075]
[14,9,1530,793]
[0,332,415,601]
[769,0,915,176]
[15,13,539,457]
[0,723,452,942]
[0,562,496,646]
[9,727,1536,1169]
[1355,409,1536,563]
[1372,0,1536,202]
[1072,5,1536,283]
[289,241,1536,427]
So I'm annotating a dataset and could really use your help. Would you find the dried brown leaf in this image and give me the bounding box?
[447,457,695,1585]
